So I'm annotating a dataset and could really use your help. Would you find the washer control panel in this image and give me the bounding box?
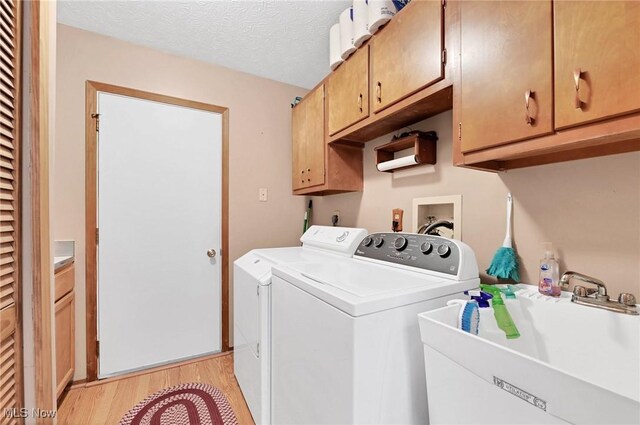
[355,232,461,275]
[300,226,369,256]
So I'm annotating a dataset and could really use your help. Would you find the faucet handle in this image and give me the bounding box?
[573,285,587,297]
[618,293,637,307]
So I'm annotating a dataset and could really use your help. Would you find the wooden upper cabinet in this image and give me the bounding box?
[291,99,306,191]
[327,47,369,136]
[554,1,640,129]
[291,85,325,190]
[371,0,444,113]
[460,0,553,153]
[303,85,325,188]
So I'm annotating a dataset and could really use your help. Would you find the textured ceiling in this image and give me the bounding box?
[57,0,352,89]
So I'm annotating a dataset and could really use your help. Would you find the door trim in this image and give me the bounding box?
[28,1,56,419]
[85,81,230,381]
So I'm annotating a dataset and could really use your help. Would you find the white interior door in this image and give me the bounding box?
[97,92,222,378]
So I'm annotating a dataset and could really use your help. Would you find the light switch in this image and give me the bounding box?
[259,188,268,202]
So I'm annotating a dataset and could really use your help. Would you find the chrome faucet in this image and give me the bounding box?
[559,271,638,315]
[559,271,608,297]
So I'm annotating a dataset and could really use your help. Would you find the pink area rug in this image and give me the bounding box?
[119,383,239,425]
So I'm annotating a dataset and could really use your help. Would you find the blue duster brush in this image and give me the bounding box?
[486,193,520,282]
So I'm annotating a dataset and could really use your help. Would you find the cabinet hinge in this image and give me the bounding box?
[96,228,99,244]
[257,285,260,296]
[458,122,462,142]
[257,342,260,357]
[96,340,100,357]
[441,49,447,65]
[91,113,100,132]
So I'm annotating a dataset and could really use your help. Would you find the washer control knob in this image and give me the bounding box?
[373,237,384,248]
[420,242,433,254]
[394,236,408,251]
[437,244,451,258]
[336,231,349,242]
[362,236,373,247]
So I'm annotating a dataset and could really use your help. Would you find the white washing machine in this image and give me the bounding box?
[233,226,368,424]
[271,232,480,425]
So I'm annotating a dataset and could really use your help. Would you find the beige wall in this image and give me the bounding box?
[54,24,307,380]
[56,24,640,382]
[312,111,640,296]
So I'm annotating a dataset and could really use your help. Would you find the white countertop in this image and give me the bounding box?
[54,255,74,271]
[54,240,75,271]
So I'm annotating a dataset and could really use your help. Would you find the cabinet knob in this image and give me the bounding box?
[574,68,585,109]
[525,90,536,125]
[376,82,382,103]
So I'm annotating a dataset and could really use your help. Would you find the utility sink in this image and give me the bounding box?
[418,284,639,424]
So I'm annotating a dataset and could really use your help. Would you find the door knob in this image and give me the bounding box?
[207,249,217,258]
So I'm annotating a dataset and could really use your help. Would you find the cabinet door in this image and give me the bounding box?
[327,47,369,135]
[292,85,325,190]
[371,1,443,112]
[55,264,75,302]
[303,85,325,188]
[555,2,640,129]
[55,291,75,398]
[460,1,553,152]
[291,86,326,190]
[291,99,306,191]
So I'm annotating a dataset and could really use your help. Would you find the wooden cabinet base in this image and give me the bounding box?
[293,144,364,196]
[330,83,453,145]
[455,113,640,172]
[453,0,640,172]
[54,263,74,302]
[55,270,75,401]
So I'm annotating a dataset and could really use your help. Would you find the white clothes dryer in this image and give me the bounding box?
[233,226,368,424]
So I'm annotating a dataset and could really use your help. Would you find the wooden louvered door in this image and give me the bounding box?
[0,0,22,422]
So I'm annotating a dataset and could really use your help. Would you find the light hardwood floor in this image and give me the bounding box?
[57,353,254,424]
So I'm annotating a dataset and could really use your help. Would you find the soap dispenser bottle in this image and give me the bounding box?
[538,242,560,297]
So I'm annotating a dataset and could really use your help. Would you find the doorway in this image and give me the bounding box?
[85,81,230,380]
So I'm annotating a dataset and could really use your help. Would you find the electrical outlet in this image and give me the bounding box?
[332,210,340,226]
[392,208,404,232]
[259,188,268,202]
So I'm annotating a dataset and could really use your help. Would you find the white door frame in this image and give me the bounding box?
[85,81,230,381]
